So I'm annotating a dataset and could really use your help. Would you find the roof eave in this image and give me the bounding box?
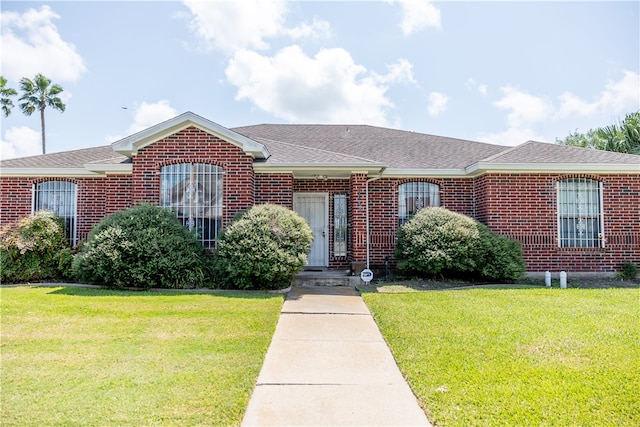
[254,162,386,178]
[382,168,469,178]
[466,162,640,175]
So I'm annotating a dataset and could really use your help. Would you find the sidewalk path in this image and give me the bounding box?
[242,286,431,426]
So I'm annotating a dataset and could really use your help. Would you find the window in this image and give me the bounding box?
[557,178,604,248]
[398,182,440,225]
[33,181,77,246]
[333,195,347,257]
[160,163,223,248]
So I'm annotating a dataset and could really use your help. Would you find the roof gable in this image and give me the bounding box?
[112,111,270,160]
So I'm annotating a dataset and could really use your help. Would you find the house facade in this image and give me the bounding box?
[1,112,639,276]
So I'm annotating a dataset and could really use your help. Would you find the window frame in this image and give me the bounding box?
[32,180,78,246]
[159,162,223,249]
[398,181,440,225]
[556,178,605,249]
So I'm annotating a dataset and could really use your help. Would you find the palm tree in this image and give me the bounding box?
[19,73,66,155]
[1,76,17,117]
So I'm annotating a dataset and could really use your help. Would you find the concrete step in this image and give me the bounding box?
[294,271,362,287]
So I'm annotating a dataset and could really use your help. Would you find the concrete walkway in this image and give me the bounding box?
[242,286,431,426]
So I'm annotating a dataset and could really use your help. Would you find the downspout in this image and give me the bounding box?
[365,167,387,269]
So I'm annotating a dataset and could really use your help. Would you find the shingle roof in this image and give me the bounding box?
[232,124,507,169]
[480,140,640,164]
[0,145,129,168]
[2,121,638,175]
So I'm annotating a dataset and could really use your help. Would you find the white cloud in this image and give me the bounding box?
[480,86,554,146]
[225,45,409,125]
[284,16,332,40]
[494,86,554,128]
[0,5,86,82]
[377,59,416,85]
[395,0,442,36]
[556,70,640,118]
[1,126,41,160]
[106,101,177,142]
[427,91,448,116]
[465,78,488,95]
[478,126,547,147]
[182,0,330,53]
[483,71,640,146]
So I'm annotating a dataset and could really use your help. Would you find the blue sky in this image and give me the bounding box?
[1,1,639,160]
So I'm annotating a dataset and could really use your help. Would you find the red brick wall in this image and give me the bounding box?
[0,177,33,225]
[0,176,132,244]
[255,174,294,207]
[364,177,474,268]
[131,126,255,225]
[474,173,640,273]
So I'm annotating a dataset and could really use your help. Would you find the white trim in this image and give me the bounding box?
[382,168,468,177]
[0,168,101,177]
[467,162,640,175]
[111,111,270,159]
[253,163,385,178]
[0,164,133,177]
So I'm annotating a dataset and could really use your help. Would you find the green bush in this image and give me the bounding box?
[617,262,638,280]
[214,204,313,290]
[72,203,208,289]
[477,227,526,282]
[395,207,525,282]
[0,211,72,283]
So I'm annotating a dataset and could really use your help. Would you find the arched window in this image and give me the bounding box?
[557,178,604,248]
[160,163,223,248]
[398,182,440,225]
[33,181,78,245]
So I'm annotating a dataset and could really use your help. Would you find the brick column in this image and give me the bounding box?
[349,173,367,270]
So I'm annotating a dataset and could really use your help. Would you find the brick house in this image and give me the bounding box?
[1,111,639,276]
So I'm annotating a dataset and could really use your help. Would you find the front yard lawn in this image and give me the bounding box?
[0,286,284,426]
[362,288,639,427]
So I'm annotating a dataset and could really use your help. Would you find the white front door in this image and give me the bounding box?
[293,193,328,267]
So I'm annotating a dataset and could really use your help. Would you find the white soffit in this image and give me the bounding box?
[466,162,640,175]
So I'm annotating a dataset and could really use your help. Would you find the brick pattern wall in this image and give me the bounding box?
[255,174,294,207]
[0,178,33,225]
[131,126,255,225]
[474,173,640,273]
[0,176,133,244]
[364,177,474,268]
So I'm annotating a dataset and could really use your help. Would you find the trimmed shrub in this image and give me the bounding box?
[477,227,526,282]
[0,211,72,283]
[395,207,525,282]
[72,203,208,289]
[395,207,483,276]
[214,204,313,290]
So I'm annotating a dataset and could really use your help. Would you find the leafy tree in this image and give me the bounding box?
[18,73,66,155]
[1,76,17,117]
[556,111,640,155]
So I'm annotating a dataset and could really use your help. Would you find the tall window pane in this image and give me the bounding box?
[334,194,347,257]
[557,178,604,248]
[160,163,223,249]
[33,181,77,245]
[398,182,440,225]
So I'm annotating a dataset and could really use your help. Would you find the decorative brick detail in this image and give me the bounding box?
[473,173,640,273]
[131,126,255,226]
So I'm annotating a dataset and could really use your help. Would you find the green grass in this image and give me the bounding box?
[362,288,640,426]
[1,286,284,426]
